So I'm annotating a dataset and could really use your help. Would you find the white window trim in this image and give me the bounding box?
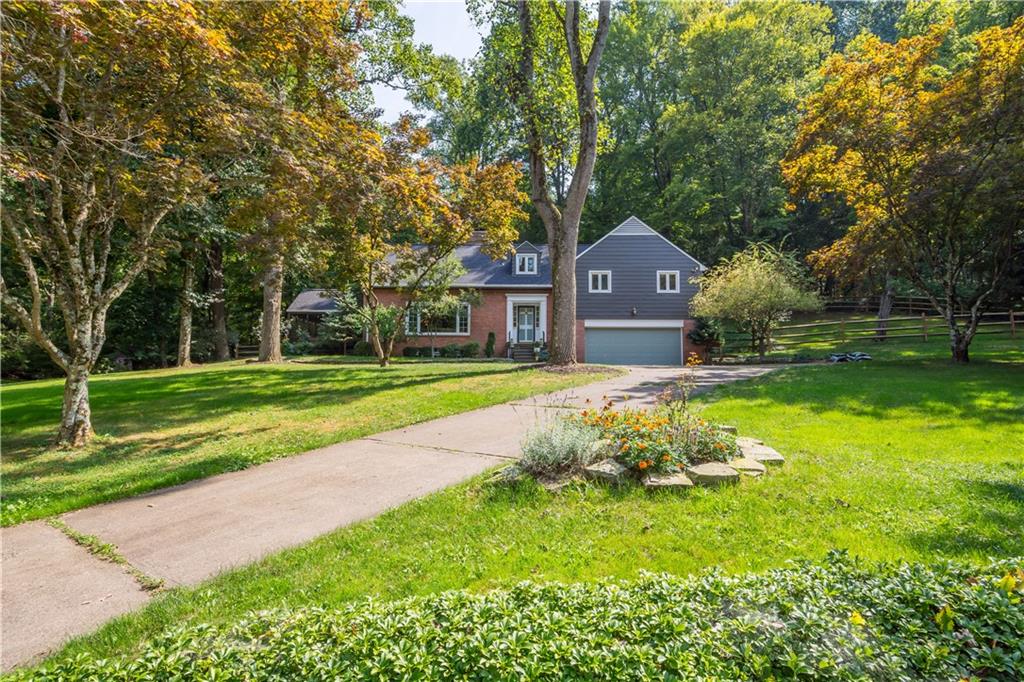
[405,302,472,336]
[589,270,612,293]
[515,253,538,275]
[657,270,680,293]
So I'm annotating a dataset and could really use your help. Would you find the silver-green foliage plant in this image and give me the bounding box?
[22,553,1024,681]
[518,417,601,477]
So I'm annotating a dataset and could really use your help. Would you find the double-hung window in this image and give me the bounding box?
[405,302,471,335]
[515,253,537,275]
[589,270,612,293]
[657,270,680,293]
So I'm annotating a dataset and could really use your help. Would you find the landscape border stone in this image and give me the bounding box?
[686,462,740,486]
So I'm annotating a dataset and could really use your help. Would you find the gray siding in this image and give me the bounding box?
[576,234,702,320]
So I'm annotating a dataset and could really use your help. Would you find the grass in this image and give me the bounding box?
[30,334,1023,670]
[0,358,620,525]
[722,313,1024,363]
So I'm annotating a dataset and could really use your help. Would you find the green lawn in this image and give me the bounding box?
[0,359,619,525]
[724,314,1023,363]
[33,335,1023,669]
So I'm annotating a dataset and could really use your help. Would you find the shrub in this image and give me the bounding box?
[23,554,1024,681]
[485,331,496,358]
[461,342,480,358]
[686,317,723,348]
[402,346,421,358]
[441,343,461,358]
[519,417,601,477]
[351,340,373,356]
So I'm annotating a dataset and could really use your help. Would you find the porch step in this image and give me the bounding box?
[511,343,538,362]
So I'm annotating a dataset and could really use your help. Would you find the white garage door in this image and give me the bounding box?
[585,327,682,365]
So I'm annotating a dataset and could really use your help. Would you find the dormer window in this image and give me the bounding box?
[515,253,537,275]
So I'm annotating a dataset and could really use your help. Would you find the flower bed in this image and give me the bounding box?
[577,400,739,475]
[22,554,1024,681]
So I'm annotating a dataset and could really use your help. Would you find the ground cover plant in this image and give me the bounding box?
[17,554,1024,681]
[25,335,1022,671]
[0,360,619,524]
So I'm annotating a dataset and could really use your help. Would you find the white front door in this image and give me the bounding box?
[517,306,536,342]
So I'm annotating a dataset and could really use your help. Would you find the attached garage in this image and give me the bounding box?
[584,322,683,366]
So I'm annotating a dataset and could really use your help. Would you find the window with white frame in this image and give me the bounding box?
[589,270,612,293]
[515,253,537,275]
[657,270,680,293]
[406,302,471,335]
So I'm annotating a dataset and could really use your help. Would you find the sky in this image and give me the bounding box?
[371,1,484,122]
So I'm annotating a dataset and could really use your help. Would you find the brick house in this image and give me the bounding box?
[288,217,707,365]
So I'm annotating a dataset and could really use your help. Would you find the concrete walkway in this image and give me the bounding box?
[0,364,775,670]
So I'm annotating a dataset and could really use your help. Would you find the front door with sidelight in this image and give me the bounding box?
[515,305,537,342]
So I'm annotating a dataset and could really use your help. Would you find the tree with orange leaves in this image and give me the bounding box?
[784,19,1024,363]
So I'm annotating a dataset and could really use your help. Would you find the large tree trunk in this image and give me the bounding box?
[875,273,894,341]
[259,253,285,362]
[549,230,578,364]
[209,240,230,362]
[516,0,611,365]
[177,249,195,367]
[58,358,93,447]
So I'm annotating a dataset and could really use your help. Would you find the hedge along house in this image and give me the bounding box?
[287,217,706,364]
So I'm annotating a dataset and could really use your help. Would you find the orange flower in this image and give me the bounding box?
[662,454,671,461]
[621,444,630,451]
[637,460,648,470]
[637,443,647,450]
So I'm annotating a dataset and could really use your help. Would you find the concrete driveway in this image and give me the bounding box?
[0,363,776,671]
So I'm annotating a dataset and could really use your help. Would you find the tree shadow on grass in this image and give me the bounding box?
[904,478,1024,558]
[712,361,1024,428]
[3,426,269,483]
[0,427,289,524]
[1,364,529,456]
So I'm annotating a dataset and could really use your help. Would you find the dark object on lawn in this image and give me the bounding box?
[829,352,872,363]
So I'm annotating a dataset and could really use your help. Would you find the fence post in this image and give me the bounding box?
[1011,309,1016,338]
[921,313,928,342]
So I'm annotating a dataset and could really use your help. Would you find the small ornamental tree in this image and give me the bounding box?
[333,121,526,367]
[691,245,821,358]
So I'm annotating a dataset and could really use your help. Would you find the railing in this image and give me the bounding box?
[721,308,1021,354]
[824,295,941,315]
[234,344,259,358]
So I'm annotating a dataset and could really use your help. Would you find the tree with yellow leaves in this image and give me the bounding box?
[784,19,1024,363]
